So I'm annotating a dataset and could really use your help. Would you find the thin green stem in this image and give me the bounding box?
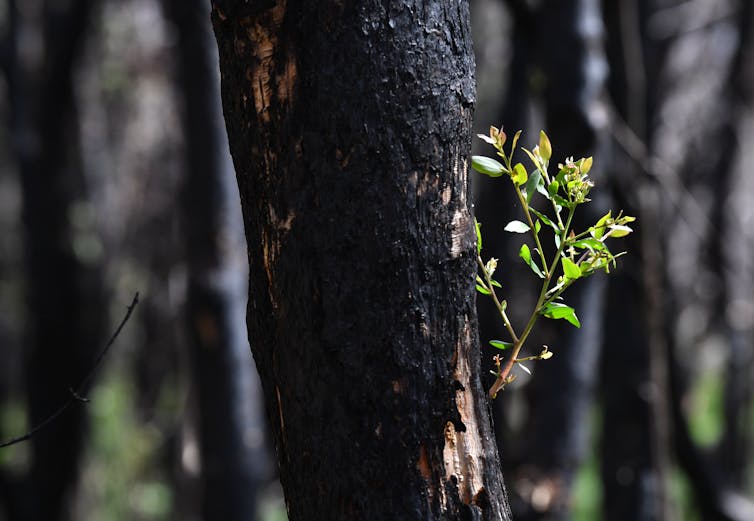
[488,205,576,397]
[477,256,519,344]
[514,185,549,277]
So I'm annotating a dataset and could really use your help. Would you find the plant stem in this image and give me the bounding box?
[514,185,549,277]
[488,206,576,397]
[477,256,519,344]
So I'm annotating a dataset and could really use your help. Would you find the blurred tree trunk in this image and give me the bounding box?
[1,1,106,520]
[165,1,268,519]
[211,1,512,519]
[600,1,674,519]
[715,0,754,490]
[603,1,754,520]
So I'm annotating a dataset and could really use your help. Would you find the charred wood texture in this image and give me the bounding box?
[212,1,512,519]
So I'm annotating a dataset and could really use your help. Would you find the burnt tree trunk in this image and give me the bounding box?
[166,1,268,519]
[211,1,512,519]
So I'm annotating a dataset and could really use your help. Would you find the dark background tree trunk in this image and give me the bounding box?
[166,1,269,519]
[211,1,512,519]
[0,1,107,520]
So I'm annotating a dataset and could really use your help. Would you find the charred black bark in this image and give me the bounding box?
[212,1,511,519]
[166,1,268,519]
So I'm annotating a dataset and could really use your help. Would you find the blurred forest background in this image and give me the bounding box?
[0,0,753,520]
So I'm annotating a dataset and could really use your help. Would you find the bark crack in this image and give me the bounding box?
[443,316,486,506]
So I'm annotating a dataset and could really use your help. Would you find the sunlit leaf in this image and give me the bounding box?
[472,156,505,177]
[580,156,593,174]
[548,180,559,197]
[562,257,581,279]
[541,302,581,328]
[476,284,491,295]
[475,218,482,253]
[592,211,612,239]
[571,238,605,251]
[519,243,545,279]
[490,340,514,351]
[539,131,552,161]
[512,163,528,186]
[510,130,522,156]
[519,243,531,263]
[504,220,530,233]
[609,225,633,237]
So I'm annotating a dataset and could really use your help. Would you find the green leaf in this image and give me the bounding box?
[524,168,542,204]
[539,131,552,161]
[490,279,502,288]
[490,340,514,351]
[519,243,545,279]
[504,220,530,233]
[552,193,571,208]
[561,257,581,279]
[512,163,528,186]
[541,302,581,327]
[472,156,505,177]
[592,211,612,239]
[580,156,593,174]
[510,129,522,156]
[519,243,531,263]
[522,147,541,169]
[530,207,558,232]
[555,167,567,185]
[571,238,605,251]
[609,224,633,237]
[535,220,541,234]
[477,133,497,145]
[475,218,482,254]
[476,284,491,295]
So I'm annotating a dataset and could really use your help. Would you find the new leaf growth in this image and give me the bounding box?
[472,128,635,398]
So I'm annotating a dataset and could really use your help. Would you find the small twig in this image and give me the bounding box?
[0,292,140,449]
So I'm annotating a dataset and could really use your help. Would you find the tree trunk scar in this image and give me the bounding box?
[275,384,286,441]
[237,0,297,125]
[450,209,470,258]
[454,149,468,207]
[417,443,438,506]
[260,206,294,310]
[260,229,278,309]
[444,316,486,506]
[268,204,295,233]
[417,444,433,481]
